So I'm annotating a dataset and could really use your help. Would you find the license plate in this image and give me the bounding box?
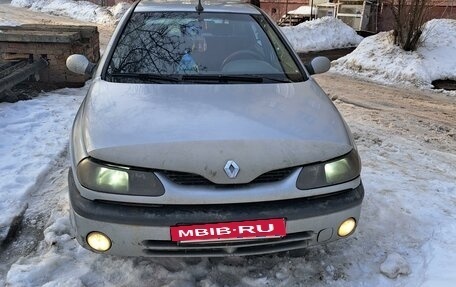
[170,218,286,243]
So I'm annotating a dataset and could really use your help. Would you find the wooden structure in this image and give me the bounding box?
[0,25,99,89]
[0,59,48,95]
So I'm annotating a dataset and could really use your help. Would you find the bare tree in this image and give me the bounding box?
[107,12,194,77]
[389,0,430,51]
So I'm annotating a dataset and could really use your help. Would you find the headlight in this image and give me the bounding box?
[86,231,112,252]
[77,158,165,196]
[296,149,361,190]
[338,218,357,237]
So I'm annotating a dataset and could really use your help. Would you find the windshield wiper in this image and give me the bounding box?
[181,75,264,83]
[108,73,292,84]
[259,76,292,83]
[182,75,294,83]
[109,73,180,83]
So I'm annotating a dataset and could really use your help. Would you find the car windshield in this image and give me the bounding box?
[105,12,305,83]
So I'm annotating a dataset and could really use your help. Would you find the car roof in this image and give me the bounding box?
[135,0,261,14]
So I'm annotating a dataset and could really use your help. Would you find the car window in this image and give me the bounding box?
[105,12,305,83]
[253,15,304,81]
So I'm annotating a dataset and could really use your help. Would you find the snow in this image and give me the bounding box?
[3,86,456,286]
[0,17,21,26]
[281,17,363,53]
[0,87,85,243]
[11,0,130,24]
[333,19,456,91]
[287,5,313,16]
[380,253,411,279]
[108,1,130,22]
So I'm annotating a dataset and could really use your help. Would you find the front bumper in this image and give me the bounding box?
[68,170,364,257]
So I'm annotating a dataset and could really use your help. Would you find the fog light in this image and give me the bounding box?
[87,231,111,252]
[338,218,356,237]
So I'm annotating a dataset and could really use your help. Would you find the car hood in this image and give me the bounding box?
[80,79,353,184]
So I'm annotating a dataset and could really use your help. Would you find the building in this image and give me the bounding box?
[84,0,456,33]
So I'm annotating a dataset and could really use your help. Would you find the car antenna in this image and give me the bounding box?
[195,0,204,13]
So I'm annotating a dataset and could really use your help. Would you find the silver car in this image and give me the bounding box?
[66,0,363,257]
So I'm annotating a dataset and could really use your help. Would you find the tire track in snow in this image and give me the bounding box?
[0,148,70,284]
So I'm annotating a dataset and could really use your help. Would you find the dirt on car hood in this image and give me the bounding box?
[80,79,353,184]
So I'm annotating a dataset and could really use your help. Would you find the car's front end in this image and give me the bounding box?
[67,0,363,257]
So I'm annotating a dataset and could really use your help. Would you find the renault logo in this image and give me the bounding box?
[224,160,239,178]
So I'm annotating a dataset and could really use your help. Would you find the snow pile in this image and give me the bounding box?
[11,0,130,24]
[108,1,131,22]
[333,19,456,89]
[380,253,411,279]
[0,88,85,243]
[281,17,363,52]
[288,5,312,16]
[0,17,21,26]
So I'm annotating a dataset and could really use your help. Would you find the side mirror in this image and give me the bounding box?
[66,54,95,76]
[305,56,331,75]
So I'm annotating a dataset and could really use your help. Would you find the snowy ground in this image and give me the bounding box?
[0,16,20,26]
[282,17,456,93]
[0,88,86,243]
[1,74,455,287]
[11,0,130,24]
[1,1,116,53]
[281,17,363,53]
[333,19,456,92]
[1,2,456,286]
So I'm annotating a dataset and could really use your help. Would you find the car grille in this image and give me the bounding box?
[160,167,296,186]
[140,231,313,257]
